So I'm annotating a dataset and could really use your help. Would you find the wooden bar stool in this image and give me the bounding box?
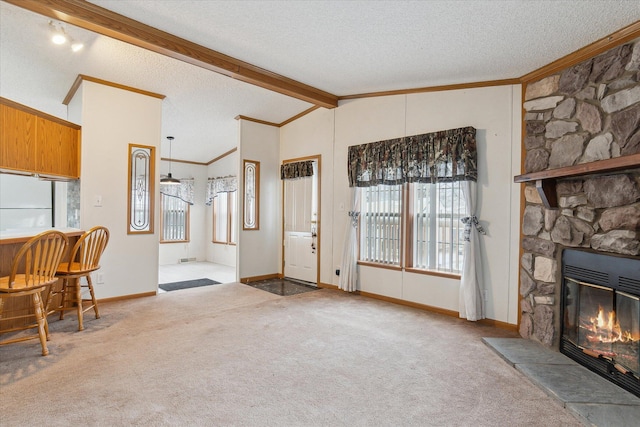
[46,226,109,331]
[0,230,69,356]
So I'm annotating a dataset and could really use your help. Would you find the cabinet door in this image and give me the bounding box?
[37,117,80,178]
[0,103,37,172]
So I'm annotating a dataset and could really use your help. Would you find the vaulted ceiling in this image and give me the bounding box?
[1,1,638,163]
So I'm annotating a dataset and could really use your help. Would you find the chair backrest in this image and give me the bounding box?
[68,226,110,273]
[8,230,69,289]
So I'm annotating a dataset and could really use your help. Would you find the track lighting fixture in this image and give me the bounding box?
[49,21,67,45]
[49,20,83,52]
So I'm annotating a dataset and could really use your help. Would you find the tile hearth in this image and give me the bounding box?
[483,337,640,426]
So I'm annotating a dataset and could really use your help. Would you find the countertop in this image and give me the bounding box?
[0,227,84,245]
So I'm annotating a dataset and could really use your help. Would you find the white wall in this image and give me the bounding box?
[280,85,522,324]
[238,120,281,280]
[280,108,335,285]
[158,160,209,265]
[206,150,238,269]
[68,80,162,299]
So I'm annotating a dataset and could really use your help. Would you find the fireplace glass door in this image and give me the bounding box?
[563,277,639,378]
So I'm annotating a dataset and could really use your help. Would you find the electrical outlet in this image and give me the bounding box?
[96,272,105,284]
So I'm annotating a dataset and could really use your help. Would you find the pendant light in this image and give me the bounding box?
[161,136,181,185]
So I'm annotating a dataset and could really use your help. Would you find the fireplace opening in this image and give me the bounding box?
[561,249,640,397]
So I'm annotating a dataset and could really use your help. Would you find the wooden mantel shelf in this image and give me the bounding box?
[514,154,640,209]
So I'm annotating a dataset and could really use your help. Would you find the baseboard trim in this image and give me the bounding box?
[477,318,518,332]
[357,291,517,332]
[240,273,281,284]
[358,291,459,317]
[317,282,339,290]
[99,291,156,303]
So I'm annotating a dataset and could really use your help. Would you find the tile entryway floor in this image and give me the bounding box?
[243,278,319,296]
[158,262,235,292]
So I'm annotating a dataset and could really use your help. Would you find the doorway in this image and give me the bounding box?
[282,157,320,284]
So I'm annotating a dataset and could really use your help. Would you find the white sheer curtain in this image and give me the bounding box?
[459,180,486,321]
[338,187,360,292]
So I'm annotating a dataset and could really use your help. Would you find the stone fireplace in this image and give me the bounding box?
[517,36,640,391]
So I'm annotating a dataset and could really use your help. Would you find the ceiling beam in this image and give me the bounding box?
[4,0,338,108]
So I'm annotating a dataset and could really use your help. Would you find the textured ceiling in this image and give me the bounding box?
[1,1,639,162]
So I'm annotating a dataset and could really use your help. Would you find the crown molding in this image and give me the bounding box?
[160,157,207,166]
[278,106,321,127]
[1,96,81,128]
[520,20,640,83]
[63,74,165,105]
[339,78,521,100]
[235,115,280,127]
[207,147,237,165]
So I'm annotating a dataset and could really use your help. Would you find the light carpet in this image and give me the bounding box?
[0,283,581,426]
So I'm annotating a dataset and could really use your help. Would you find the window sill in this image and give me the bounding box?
[404,268,460,280]
[212,241,237,246]
[357,261,402,271]
[356,262,461,280]
[160,240,190,244]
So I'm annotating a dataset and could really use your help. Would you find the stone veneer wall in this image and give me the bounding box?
[519,37,640,347]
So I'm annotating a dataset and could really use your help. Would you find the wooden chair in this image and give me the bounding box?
[0,230,69,356]
[46,226,109,331]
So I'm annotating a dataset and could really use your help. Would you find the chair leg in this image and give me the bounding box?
[32,292,49,356]
[59,278,68,320]
[75,278,84,331]
[86,275,100,319]
[43,296,50,342]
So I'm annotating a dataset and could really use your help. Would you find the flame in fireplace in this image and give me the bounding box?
[585,305,636,344]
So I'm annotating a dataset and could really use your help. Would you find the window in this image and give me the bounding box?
[409,181,466,274]
[359,185,402,266]
[127,143,154,234]
[243,159,259,230]
[160,194,189,242]
[359,182,465,275]
[213,190,237,244]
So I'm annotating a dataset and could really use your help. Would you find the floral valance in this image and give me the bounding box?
[160,178,195,205]
[347,126,477,187]
[206,176,237,205]
[281,160,314,180]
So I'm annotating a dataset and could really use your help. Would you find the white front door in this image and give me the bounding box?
[284,231,316,282]
[283,161,318,283]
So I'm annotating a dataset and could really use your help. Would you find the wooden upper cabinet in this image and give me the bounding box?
[0,98,80,179]
[36,117,80,178]
[0,102,37,172]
